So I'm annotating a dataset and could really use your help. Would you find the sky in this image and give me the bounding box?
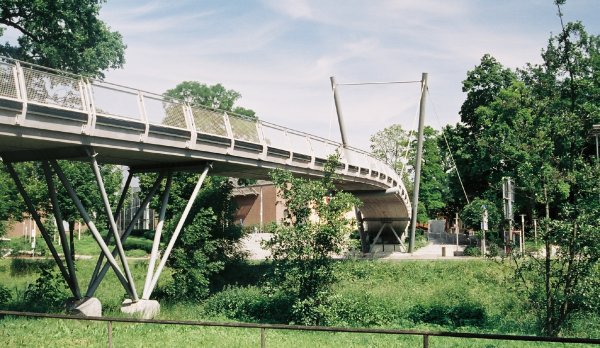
[76,1,600,150]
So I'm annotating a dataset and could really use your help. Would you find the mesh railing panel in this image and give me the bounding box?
[191,106,228,137]
[288,132,312,156]
[91,84,141,120]
[0,62,18,99]
[261,124,290,150]
[144,96,188,129]
[23,67,83,110]
[229,115,259,143]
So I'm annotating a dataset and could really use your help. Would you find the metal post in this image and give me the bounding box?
[370,224,387,252]
[42,162,81,298]
[330,76,349,148]
[354,207,369,254]
[147,164,211,297]
[260,327,266,348]
[520,214,526,254]
[107,320,113,348]
[142,173,173,300]
[408,72,427,253]
[49,160,133,298]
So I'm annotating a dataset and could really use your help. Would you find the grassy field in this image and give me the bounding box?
[0,256,598,347]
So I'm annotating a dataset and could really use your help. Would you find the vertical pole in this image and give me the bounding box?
[423,334,429,348]
[107,321,113,348]
[408,72,427,253]
[260,328,266,348]
[520,214,526,254]
[534,218,538,247]
[455,212,459,251]
[330,76,349,148]
[354,208,369,254]
[259,186,264,232]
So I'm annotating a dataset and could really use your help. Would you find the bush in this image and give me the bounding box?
[22,264,69,312]
[408,302,487,328]
[463,245,482,257]
[10,258,55,276]
[204,286,292,323]
[0,284,11,307]
[122,237,153,253]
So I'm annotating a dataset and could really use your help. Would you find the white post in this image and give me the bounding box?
[259,186,264,232]
[78,221,81,240]
[520,214,525,254]
[533,218,538,247]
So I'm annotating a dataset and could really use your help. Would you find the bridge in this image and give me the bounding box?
[0,57,411,317]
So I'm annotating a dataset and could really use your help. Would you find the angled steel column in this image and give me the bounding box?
[4,162,76,297]
[42,161,81,298]
[142,172,173,299]
[330,76,349,148]
[90,156,138,301]
[86,172,165,297]
[49,160,133,298]
[89,171,133,283]
[354,207,369,253]
[146,164,211,298]
[369,223,387,252]
[408,73,428,253]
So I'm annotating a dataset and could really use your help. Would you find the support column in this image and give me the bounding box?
[90,156,138,301]
[142,173,173,299]
[369,224,387,252]
[87,172,165,298]
[4,162,76,297]
[146,164,211,298]
[50,160,133,298]
[408,72,428,253]
[354,207,369,254]
[42,162,81,299]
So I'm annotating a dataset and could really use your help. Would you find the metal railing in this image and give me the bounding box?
[0,56,411,210]
[1,310,598,348]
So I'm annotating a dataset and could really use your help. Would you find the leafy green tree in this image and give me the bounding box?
[165,81,257,118]
[445,2,600,335]
[265,154,359,325]
[0,0,126,78]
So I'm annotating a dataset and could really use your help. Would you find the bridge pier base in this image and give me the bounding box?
[67,297,102,317]
[121,299,160,319]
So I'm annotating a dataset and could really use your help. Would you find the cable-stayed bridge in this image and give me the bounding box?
[0,57,411,317]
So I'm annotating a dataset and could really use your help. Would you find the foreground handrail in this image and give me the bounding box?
[1,310,598,347]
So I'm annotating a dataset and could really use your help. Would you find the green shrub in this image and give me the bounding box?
[463,245,482,257]
[10,258,55,276]
[0,284,11,307]
[122,237,153,253]
[22,264,69,312]
[204,286,292,323]
[408,302,487,328]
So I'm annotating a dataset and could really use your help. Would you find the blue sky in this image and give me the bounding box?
[76,1,600,149]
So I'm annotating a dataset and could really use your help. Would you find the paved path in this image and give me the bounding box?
[242,233,472,261]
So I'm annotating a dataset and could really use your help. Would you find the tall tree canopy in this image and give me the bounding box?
[0,0,126,78]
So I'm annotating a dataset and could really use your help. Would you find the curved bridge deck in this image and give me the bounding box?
[0,57,410,226]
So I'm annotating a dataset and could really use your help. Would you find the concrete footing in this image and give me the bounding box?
[68,297,102,317]
[121,299,160,319]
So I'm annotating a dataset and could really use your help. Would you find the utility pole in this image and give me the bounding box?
[408,73,428,253]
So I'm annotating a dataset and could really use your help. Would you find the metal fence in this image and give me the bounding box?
[1,310,598,348]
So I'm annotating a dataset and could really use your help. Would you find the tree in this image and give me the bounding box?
[444,3,600,335]
[0,0,126,78]
[370,124,448,222]
[265,154,359,325]
[165,81,257,118]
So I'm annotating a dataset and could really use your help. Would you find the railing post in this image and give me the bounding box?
[107,320,113,348]
[260,327,266,348]
[423,334,429,348]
